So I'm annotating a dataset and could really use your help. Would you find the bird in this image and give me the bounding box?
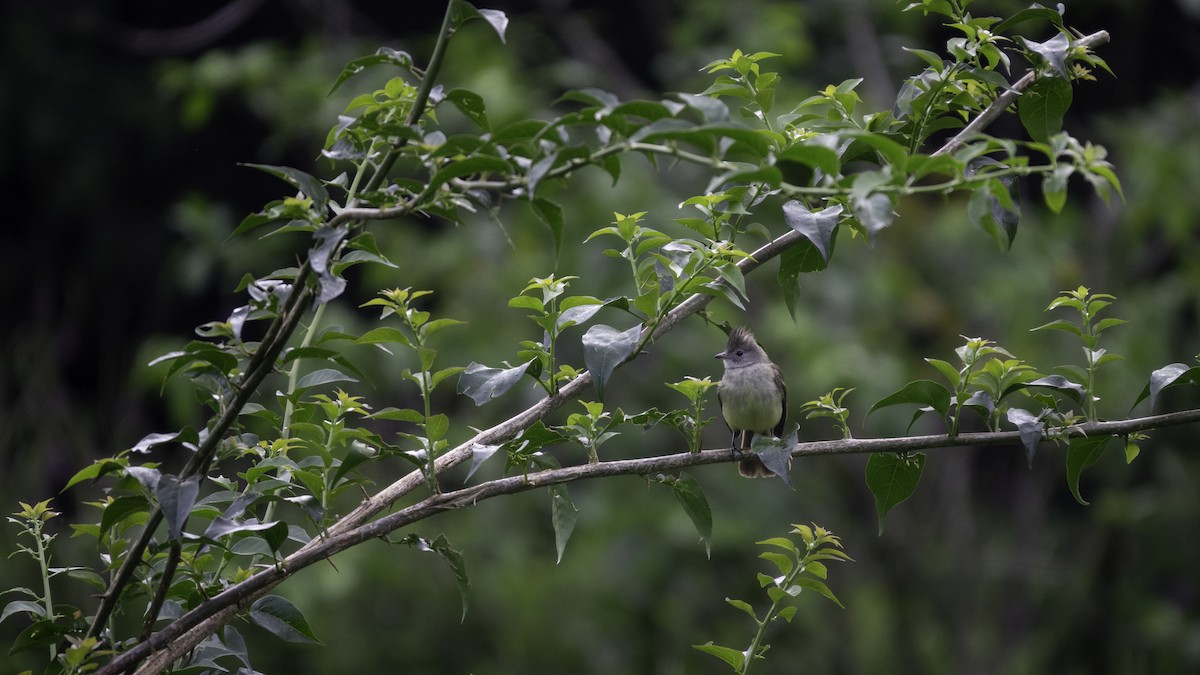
[715,326,787,478]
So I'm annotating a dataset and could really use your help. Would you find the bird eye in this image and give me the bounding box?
[735,350,744,356]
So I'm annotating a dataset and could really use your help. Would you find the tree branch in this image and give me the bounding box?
[933,30,1110,157]
[85,272,315,641]
[113,406,1200,674]
[92,0,462,659]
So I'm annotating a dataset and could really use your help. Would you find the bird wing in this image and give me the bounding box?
[772,362,787,438]
[716,385,731,432]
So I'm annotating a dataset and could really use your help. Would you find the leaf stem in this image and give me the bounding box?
[30,515,57,661]
[741,557,807,675]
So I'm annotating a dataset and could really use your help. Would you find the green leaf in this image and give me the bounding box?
[725,597,757,620]
[549,485,578,564]
[698,282,746,311]
[156,475,200,543]
[666,473,712,557]
[693,642,745,671]
[241,163,329,212]
[903,0,956,18]
[751,431,797,487]
[1042,166,1069,213]
[248,595,322,644]
[712,261,748,301]
[445,88,489,131]
[759,551,794,576]
[924,358,961,390]
[967,184,1017,251]
[966,163,1021,251]
[99,495,150,540]
[868,380,951,423]
[557,297,608,330]
[777,143,841,175]
[600,153,622,185]
[329,47,414,94]
[781,201,842,265]
[422,318,467,339]
[450,1,509,43]
[903,47,945,70]
[201,517,288,550]
[1005,407,1044,467]
[1132,363,1200,410]
[1,600,47,625]
[757,536,799,555]
[465,443,500,481]
[852,192,895,243]
[793,576,845,608]
[1066,435,1110,506]
[1093,317,1128,334]
[309,225,349,304]
[426,534,472,622]
[778,224,836,320]
[1019,75,1073,143]
[993,5,1065,33]
[395,534,474,623]
[331,441,377,490]
[582,323,642,400]
[425,413,450,442]
[126,465,162,493]
[296,368,358,390]
[1024,375,1085,403]
[457,361,533,405]
[508,295,545,313]
[635,122,772,157]
[531,198,564,261]
[1029,318,1082,337]
[865,452,925,535]
[63,458,127,490]
[130,431,184,454]
[1017,33,1070,78]
[281,346,341,365]
[9,618,70,655]
[368,407,424,422]
[842,130,908,171]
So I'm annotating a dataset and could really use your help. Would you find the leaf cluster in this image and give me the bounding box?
[694,524,851,674]
[0,1,1150,674]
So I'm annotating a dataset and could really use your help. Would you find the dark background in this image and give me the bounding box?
[3,0,1200,673]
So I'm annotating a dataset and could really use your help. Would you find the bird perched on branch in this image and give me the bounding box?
[715,326,787,478]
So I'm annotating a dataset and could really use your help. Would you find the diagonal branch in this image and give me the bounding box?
[933,30,1110,157]
[313,225,804,540]
[86,270,315,640]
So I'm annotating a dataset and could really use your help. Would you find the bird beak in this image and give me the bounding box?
[714,351,726,359]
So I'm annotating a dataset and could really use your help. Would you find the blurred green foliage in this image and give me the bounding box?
[3,0,1200,673]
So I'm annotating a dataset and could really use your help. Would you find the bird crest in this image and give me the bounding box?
[725,326,758,352]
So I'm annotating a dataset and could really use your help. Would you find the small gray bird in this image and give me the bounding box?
[715,326,787,478]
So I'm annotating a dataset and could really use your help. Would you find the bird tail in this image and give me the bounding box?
[738,457,774,478]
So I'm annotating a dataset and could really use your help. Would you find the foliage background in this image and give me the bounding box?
[2,0,1200,672]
